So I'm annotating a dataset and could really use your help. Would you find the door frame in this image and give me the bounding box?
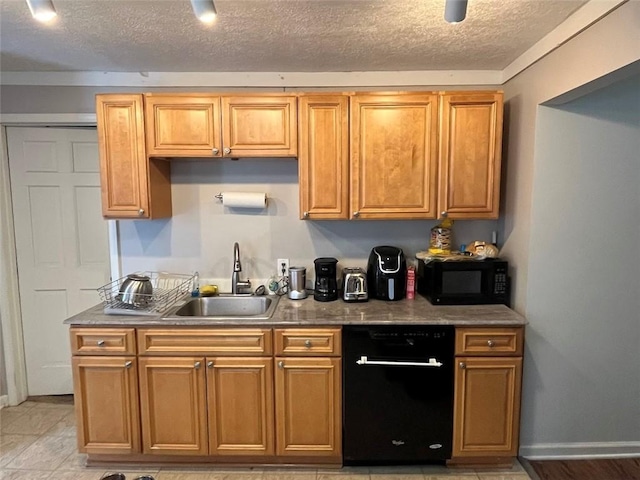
[0,114,121,405]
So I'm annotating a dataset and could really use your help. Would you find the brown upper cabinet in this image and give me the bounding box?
[96,94,172,219]
[96,90,503,220]
[438,92,504,219]
[350,93,439,220]
[298,95,350,220]
[299,91,503,221]
[145,94,297,158]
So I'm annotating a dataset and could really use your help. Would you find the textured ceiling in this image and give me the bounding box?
[0,0,588,73]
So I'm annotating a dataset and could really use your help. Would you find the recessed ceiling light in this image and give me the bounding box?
[26,0,57,23]
[191,0,217,24]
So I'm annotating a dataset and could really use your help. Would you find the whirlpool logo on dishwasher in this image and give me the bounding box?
[391,440,405,446]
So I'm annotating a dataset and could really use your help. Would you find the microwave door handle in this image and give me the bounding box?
[356,356,443,368]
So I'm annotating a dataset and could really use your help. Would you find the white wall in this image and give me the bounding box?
[520,75,640,458]
[118,158,498,291]
[501,0,640,314]
[501,0,640,458]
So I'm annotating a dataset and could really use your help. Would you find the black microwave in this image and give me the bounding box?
[416,259,510,306]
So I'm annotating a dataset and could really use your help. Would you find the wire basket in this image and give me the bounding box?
[98,271,195,316]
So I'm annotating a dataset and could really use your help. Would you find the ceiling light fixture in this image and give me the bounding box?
[190,0,217,24]
[26,0,57,22]
[444,0,468,24]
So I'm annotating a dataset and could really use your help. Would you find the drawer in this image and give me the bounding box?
[70,328,136,355]
[455,327,523,356]
[274,328,341,356]
[137,328,272,356]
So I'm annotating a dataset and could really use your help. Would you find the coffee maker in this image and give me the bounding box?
[314,257,338,302]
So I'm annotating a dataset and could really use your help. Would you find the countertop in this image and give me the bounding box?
[64,294,526,327]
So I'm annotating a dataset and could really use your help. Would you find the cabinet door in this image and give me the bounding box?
[71,356,140,454]
[453,356,522,457]
[207,357,274,456]
[275,357,341,458]
[96,94,171,219]
[138,356,208,455]
[221,96,297,157]
[145,94,222,157]
[439,92,503,219]
[298,95,349,219]
[350,93,438,219]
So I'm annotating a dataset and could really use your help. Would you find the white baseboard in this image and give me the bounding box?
[0,395,8,408]
[520,441,640,460]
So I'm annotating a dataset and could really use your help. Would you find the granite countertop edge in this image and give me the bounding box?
[64,295,527,327]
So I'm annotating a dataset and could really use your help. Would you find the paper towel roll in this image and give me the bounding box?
[221,192,267,209]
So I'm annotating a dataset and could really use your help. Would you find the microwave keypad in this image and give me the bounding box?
[494,273,508,294]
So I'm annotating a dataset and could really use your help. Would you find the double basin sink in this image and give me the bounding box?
[163,294,280,321]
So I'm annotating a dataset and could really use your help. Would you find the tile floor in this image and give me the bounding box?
[0,399,532,480]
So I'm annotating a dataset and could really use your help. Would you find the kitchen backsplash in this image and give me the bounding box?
[118,158,499,290]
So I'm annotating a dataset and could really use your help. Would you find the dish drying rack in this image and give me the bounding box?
[98,272,195,316]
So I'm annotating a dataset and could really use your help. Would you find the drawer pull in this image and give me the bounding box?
[207,361,214,368]
[125,361,132,368]
[97,340,105,347]
[194,361,201,370]
[487,340,495,347]
[304,340,312,348]
[278,361,284,369]
[459,362,466,369]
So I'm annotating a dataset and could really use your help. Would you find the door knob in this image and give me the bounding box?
[212,148,219,155]
[223,147,231,155]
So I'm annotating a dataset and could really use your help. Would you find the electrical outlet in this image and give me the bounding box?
[277,258,289,276]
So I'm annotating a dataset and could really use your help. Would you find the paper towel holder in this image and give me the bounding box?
[215,192,269,205]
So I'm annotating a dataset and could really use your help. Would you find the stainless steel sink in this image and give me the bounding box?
[163,295,280,320]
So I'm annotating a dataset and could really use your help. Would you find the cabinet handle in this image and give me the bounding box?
[138,209,145,216]
[304,340,312,348]
[207,361,214,368]
[125,361,132,368]
[97,340,105,347]
[278,361,284,369]
[353,211,360,218]
[487,340,495,347]
[441,211,447,217]
[303,211,309,219]
[223,147,231,155]
[194,361,201,369]
[212,148,219,155]
[459,362,466,369]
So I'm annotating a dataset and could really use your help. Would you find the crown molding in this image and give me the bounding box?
[0,70,502,87]
[502,0,627,82]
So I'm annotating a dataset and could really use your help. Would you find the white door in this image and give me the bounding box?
[7,126,110,395]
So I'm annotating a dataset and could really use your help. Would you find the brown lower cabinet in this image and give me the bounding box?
[71,327,342,464]
[451,327,524,463]
[71,325,522,466]
[71,355,140,455]
[275,356,342,457]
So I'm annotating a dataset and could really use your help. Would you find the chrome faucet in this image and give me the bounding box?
[231,242,252,294]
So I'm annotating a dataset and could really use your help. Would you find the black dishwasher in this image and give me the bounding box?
[342,325,455,465]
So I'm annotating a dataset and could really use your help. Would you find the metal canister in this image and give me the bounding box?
[288,267,307,300]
